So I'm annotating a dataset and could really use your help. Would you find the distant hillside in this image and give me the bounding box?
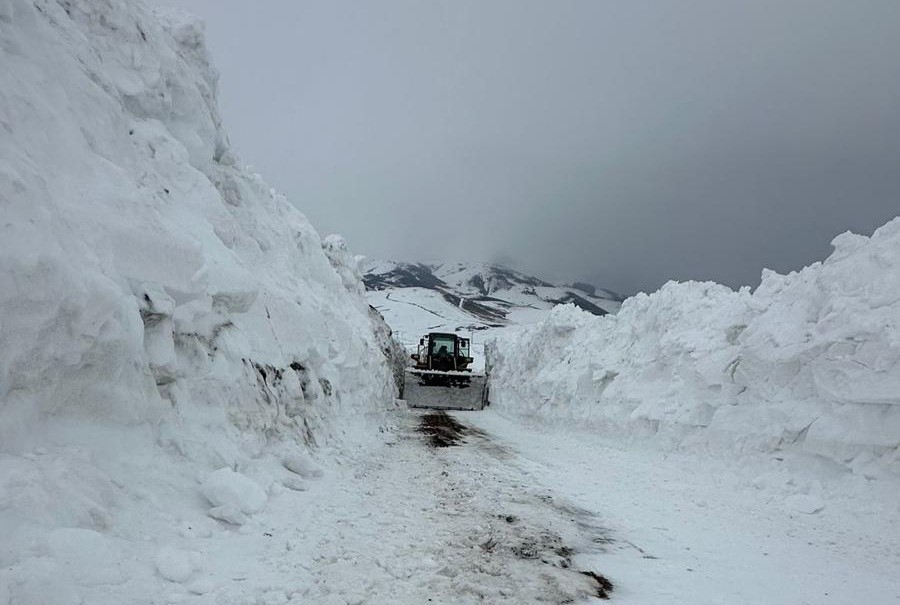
[361,260,623,332]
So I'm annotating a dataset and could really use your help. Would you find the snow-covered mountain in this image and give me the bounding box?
[363,260,622,327]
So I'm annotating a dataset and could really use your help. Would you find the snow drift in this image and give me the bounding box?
[0,0,394,600]
[488,219,900,479]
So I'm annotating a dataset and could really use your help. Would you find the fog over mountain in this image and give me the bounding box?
[159,0,900,294]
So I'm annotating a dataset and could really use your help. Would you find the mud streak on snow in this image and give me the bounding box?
[197,409,619,603]
[418,411,468,447]
[414,410,615,601]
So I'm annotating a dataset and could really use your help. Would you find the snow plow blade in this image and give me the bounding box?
[404,369,488,411]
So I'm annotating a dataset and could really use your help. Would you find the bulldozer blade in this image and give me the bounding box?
[403,369,488,411]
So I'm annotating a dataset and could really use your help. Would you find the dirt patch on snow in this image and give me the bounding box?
[500,524,614,599]
[581,570,615,599]
[417,411,468,447]
[415,411,616,601]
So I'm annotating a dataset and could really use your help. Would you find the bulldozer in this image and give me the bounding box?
[404,332,488,411]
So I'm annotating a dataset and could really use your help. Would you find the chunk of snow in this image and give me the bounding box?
[155,547,196,583]
[201,468,267,515]
[206,504,248,526]
[282,476,309,491]
[282,452,323,479]
[187,577,214,595]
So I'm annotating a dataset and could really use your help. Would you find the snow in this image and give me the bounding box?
[783,493,825,515]
[367,287,488,340]
[0,0,395,602]
[163,410,619,604]
[17,403,879,604]
[363,226,899,599]
[282,451,324,479]
[155,546,198,584]
[363,259,622,320]
[201,468,267,516]
[486,219,900,508]
[464,410,900,604]
[367,288,496,373]
[363,260,625,379]
[2,0,897,601]
[429,262,622,314]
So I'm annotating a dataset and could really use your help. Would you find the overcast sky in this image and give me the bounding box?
[158,0,899,295]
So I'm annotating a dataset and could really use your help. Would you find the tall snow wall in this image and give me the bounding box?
[488,219,900,478]
[0,0,396,453]
[0,1,401,598]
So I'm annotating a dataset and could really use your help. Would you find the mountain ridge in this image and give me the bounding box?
[361,260,623,328]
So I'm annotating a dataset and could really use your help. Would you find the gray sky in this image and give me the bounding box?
[158,0,900,295]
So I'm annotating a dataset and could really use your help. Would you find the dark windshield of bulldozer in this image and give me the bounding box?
[430,335,456,357]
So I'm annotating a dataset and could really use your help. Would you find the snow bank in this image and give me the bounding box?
[1,0,395,451]
[488,219,900,479]
[0,0,394,601]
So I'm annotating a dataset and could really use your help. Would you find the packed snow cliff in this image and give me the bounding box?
[0,0,394,600]
[488,219,900,481]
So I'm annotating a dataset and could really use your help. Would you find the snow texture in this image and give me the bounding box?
[488,219,900,481]
[201,468,267,515]
[0,0,394,602]
[281,451,323,479]
[155,546,197,584]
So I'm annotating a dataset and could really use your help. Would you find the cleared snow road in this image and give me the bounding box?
[172,408,897,604]
[197,409,612,604]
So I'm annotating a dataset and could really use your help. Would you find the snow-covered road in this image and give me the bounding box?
[464,412,900,605]
[153,406,899,604]
[200,410,613,604]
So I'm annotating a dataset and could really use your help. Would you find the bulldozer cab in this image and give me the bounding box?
[413,332,473,372]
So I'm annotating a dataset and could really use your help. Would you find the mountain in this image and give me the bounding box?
[363,260,622,323]
[361,260,623,360]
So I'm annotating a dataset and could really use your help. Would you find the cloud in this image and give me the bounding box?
[160,0,900,294]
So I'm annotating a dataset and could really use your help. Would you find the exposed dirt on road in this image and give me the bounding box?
[418,411,468,447]
[413,409,614,601]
